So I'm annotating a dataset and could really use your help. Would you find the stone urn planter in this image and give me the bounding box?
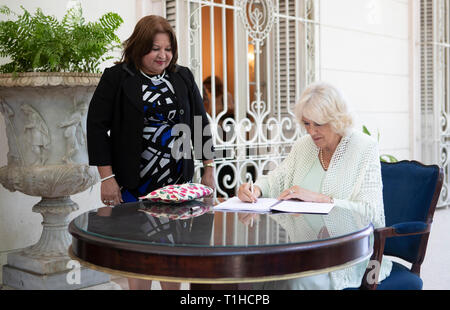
[0,72,109,289]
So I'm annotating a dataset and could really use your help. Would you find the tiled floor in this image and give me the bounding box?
[420,206,450,290]
[111,207,450,290]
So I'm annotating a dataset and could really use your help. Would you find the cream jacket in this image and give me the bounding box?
[255,130,392,289]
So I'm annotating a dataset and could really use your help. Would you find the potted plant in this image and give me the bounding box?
[0,4,123,289]
[0,4,122,73]
[362,125,398,163]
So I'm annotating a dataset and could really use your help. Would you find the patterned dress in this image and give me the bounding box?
[121,71,184,202]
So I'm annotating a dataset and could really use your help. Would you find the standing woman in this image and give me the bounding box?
[87,15,215,290]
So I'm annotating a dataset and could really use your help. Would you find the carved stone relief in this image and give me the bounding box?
[0,98,24,166]
[0,72,100,262]
[21,103,51,166]
[59,99,89,164]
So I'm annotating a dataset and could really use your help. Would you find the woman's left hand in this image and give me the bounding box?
[278,185,331,203]
[201,166,216,191]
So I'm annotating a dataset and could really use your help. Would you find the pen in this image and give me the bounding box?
[249,180,255,204]
[249,180,254,227]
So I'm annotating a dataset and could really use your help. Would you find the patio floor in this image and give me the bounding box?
[421,206,450,290]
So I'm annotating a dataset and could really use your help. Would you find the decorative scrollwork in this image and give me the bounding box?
[186,0,317,203]
[441,146,448,167]
[239,0,276,45]
[440,112,448,133]
[440,183,448,203]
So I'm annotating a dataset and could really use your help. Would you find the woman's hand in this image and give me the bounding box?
[237,183,261,203]
[278,185,332,203]
[238,213,260,227]
[100,177,123,206]
[97,206,113,217]
[201,166,216,191]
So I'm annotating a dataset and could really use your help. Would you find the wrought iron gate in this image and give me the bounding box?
[169,0,318,198]
[420,0,450,208]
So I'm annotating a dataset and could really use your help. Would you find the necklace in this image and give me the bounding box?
[319,148,328,171]
[140,69,166,82]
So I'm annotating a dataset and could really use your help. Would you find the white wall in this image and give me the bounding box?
[319,0,413,161]
[0,0,164,283]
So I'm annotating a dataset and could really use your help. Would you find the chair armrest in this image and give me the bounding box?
[359,227,392,290]
[391,221,429,235]
[359,222,430,289]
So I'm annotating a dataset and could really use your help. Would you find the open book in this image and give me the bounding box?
[214,197,334,214]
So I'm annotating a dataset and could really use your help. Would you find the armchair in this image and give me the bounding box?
[360,160,443,290]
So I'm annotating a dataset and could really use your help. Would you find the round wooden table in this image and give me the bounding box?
[68,198,373,289]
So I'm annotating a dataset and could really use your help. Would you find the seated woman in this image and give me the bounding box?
[237,81,392,290]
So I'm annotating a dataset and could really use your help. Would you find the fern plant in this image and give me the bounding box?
[0,5,123,73]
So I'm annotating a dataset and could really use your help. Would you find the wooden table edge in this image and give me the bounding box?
[68,245,372,284]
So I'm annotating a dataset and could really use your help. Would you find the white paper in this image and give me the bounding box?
[214,197,279,212]
[271,200,334,214]
[214,197,334,214]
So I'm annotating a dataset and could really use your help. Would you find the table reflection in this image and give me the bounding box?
[73,199,369,249]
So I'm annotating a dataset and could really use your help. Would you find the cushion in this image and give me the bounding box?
[392,221,428,234]
[343,262,423,290]
[138,200,211,220]
[376,262,423,290]
[139,183,213,203]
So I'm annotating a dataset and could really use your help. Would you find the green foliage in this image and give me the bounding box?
[0,5,123,73]
[362,125,398,163]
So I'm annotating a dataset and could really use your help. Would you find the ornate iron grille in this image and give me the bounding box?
[168,0,318,200]
[420,0,450,208]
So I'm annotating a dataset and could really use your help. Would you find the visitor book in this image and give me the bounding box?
[214,197,334,214]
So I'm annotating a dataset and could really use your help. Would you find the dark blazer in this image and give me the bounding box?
[87,62,213,189]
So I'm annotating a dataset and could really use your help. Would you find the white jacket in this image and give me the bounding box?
[255,130,392,289]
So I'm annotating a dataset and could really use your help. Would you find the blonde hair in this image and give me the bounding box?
[294,82,353,136]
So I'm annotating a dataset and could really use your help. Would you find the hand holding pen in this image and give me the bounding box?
[237,181,260,203]
[236,181,260,228]
[250,180,255,204]
[249,181,255,228]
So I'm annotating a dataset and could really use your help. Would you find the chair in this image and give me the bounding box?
[360,160,443,290]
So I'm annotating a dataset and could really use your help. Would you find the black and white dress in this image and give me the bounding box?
[121,71,184,202]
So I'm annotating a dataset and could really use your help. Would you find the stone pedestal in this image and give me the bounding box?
[1,196,110,290]
[0,73,108,290]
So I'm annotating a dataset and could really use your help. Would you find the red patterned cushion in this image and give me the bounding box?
[138,201,211,220]
[139,183,213,203]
